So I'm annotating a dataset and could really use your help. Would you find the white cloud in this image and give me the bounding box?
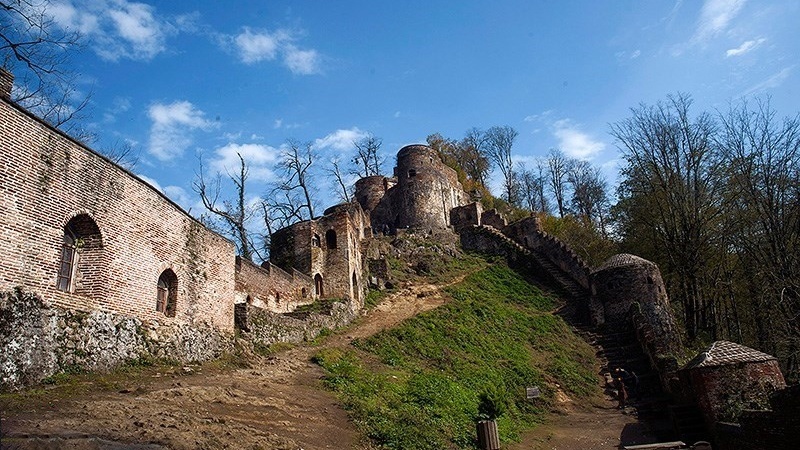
[209,142,280,181]
[693,0,746,44]
[148,100,215,161]
[227,27,322,74]
[50,0,173,61]
[726,38,766,57]
[313,128,369,152]
[523,110,553,123]
[234,27,283,63]
[283,45,320,75]
[552,119,606,160]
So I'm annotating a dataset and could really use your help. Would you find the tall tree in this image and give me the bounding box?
[546,149,572,218]
[327,157,352,203]
[567,159,610,235]
[459,127,492,187]
[611,93,725,339]
[485,125,519,205]
[717,98,800,367]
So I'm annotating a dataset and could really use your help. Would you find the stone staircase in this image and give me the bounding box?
[468,224,710,444]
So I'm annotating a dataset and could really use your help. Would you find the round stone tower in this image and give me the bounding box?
[591,253,668,324]
[393,144,466,230]
[354,175,388,216]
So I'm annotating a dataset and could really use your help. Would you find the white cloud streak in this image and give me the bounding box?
[726,38,766,57]
[147,100,215,161]
[313,128,369,152]
[693,0,747,44]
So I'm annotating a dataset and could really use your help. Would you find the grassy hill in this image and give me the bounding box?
[314,258,600,449]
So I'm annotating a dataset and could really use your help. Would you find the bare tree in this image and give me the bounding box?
[272,140,317,220]
[1,0,92,139]
[485,125,519,205]
[546,149,572,218]
[327,157,351,202]
[193,153,260,261]
[517,162,548,213]
[352,134,383,178]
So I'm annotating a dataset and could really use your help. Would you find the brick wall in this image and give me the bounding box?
[234,257,314,313]
[0,96,236,332]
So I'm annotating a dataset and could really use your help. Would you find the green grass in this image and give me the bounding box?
[313,262,599,449]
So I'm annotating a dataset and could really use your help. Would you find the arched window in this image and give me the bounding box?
[57,214,103,295]
[325,229,337,249]
[314,274,324,297]
[156,269,178,317]
[311,234,321,247]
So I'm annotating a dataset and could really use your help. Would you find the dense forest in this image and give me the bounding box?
[429,95,799,381]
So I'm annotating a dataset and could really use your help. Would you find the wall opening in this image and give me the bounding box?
[408,169,416,178]
[325,229,337,249]
[314,273,324,297]
[352,271,358,299]
[301,287,308,298]
[312,234,321,247]
[57,214,103,296]
[156,269,178,317]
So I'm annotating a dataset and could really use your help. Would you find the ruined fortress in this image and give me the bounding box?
[0,69,795,447]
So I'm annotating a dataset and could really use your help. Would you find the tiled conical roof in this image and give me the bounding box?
[593,253,655,273]
[685,340,777,369]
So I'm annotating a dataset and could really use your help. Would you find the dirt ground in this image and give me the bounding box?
[1,277,661,450]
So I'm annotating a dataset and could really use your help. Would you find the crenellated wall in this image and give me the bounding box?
[234,257,314,313]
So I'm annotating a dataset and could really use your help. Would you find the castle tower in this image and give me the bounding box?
[392,144,466,231]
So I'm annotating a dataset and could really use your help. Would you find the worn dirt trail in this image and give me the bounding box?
[2,274,661,449]
[1,280,457,450]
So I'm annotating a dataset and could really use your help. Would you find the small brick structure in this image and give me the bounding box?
[270,201,369,311]
[683,341,786,429]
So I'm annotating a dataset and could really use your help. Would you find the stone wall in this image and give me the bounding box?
[502,216,591,290]
[235,300,357,347]
[0,94,236,332]
[481,209,507,230]
[0,288,231,389]
[234,257,314,313]
[449,202,482,232]
[369,145,467,232]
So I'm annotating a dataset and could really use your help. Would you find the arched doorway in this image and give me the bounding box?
[156,269,178,317]
[314,273,324,297]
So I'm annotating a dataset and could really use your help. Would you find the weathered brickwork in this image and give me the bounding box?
[270,201,369,311]
[359,145,468,233]
[683,341,786,428]
[0,93,236,333]
[234,257,314,313]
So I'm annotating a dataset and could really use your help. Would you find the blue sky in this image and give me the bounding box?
[38,0,800,214]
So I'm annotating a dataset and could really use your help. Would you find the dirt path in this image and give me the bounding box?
[1,280,457,450]
[2,275,663,449]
